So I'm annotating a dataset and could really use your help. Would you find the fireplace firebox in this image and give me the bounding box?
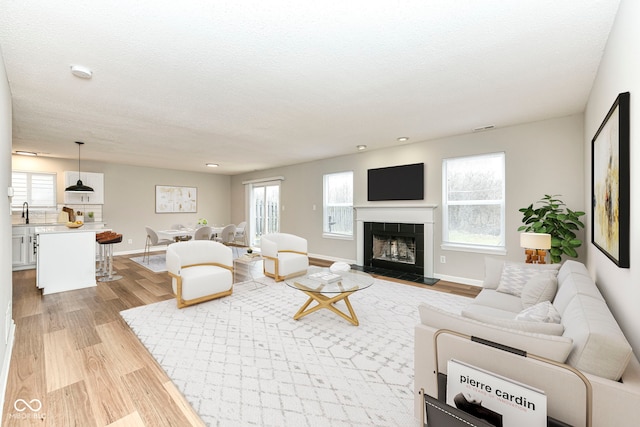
[363,222,424,275]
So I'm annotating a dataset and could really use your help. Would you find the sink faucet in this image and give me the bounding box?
[22,202,29,224]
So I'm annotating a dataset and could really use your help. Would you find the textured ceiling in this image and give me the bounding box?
[0,1,620,175]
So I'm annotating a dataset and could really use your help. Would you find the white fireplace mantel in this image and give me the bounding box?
[354,205,438,278]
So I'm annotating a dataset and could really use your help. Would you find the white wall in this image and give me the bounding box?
[584,0,640,355]
[231,114,585,284]
[11,156,231,253]
[0,44,14,415]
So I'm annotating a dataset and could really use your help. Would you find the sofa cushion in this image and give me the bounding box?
[472,289,524,313]
[418,303,573,362]
[462,304,519,320]
[561,294,632,381]
[521,272,558,308]
[516,301,562,324]
[556,259,592,283]
[482,257,506,289]
[462,306,564,335]
[484,258,561,290]
[496,261,560,297]
[554,272,604,314]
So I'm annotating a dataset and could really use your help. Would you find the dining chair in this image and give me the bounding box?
[234,221,247,245]
[144,226,173,262]
[213,224,237,245]
[193,225,213,240]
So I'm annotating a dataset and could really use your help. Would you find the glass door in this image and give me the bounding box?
[249,181,280,246]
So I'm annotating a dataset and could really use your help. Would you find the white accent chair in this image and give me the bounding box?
[166,240,234,308]
[144,226,173,263]
[260,233,309,282]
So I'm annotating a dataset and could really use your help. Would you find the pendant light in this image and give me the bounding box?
[65,141,94,192]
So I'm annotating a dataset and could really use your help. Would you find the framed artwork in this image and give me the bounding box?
[591,92,630,268]
[155,185,197,213]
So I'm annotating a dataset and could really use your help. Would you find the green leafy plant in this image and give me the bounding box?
[518,194,585,263]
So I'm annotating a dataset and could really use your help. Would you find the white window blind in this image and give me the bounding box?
[11,172,57,209]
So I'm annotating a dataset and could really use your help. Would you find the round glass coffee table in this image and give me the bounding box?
[285,266,374,326]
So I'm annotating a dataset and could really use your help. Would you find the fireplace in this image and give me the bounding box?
[364,222,424,275]
[355,204,436,278]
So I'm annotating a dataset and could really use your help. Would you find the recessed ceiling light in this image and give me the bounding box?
[70,65,93,79]
[356,145,367,151]
[206,163,219,168]
[15,150,37,156]
[397,137,409,142]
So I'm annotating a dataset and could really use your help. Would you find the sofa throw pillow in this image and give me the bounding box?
[496,261,559,297]
[482,257,505,289]
[516,301,562,324]
[520,272,558,309]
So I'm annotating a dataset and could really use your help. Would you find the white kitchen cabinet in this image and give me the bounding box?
[12,226,38,270]
[36,228,96,294]
[26,232,37,264]
[64,171,104,204]
[11,231,26,267]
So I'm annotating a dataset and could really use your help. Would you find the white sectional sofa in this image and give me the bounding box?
[414,259,640,426]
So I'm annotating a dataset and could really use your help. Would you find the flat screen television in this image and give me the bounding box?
[367,163,424,201]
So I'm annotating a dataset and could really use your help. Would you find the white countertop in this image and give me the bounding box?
[13,222,106,228]
[32,223,107,234]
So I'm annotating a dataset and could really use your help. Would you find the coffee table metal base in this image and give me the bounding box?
[293,290,359,326]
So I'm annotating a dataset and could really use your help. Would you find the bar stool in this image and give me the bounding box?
[96,231,113,277]
[98,232,123,282]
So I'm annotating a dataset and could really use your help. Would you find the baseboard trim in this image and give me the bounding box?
[0,320,16,420]
[433,273,482,287]
[307,253,355,265]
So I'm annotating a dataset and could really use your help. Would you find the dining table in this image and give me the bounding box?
[157,226,224,242]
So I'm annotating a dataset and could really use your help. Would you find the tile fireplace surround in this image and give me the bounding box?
[354,205,437,278]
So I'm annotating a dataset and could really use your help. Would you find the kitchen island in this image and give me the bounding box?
[35,225,100,295]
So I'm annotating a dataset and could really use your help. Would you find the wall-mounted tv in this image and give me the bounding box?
[367,162,424,201]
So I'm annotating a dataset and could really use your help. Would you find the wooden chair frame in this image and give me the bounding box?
[168,262,234,308]
[262,249,308,282]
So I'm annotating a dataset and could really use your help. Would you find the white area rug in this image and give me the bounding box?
[130,254,167,273]
[120,277,472,426]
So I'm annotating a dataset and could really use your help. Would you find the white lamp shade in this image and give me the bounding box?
[520,232,551,250]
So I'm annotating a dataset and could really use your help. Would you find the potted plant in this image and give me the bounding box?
[518,194,585,263]
[86,211,95,222]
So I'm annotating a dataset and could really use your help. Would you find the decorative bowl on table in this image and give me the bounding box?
[66,221,84,228]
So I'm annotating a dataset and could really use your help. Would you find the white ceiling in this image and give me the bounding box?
[0,1,620,175]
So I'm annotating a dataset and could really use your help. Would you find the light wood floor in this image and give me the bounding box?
[3,255,478,426]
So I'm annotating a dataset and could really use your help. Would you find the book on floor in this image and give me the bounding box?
[446,359,547,427]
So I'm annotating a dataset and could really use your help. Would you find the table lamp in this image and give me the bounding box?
[520,232,551,264]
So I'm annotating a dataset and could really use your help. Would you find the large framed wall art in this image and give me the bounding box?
[155,185,197,213]
[591,91,630,268]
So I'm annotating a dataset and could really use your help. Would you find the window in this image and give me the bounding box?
[442,153,505,251]
[323,171,353,238]
[11,171,57,210]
